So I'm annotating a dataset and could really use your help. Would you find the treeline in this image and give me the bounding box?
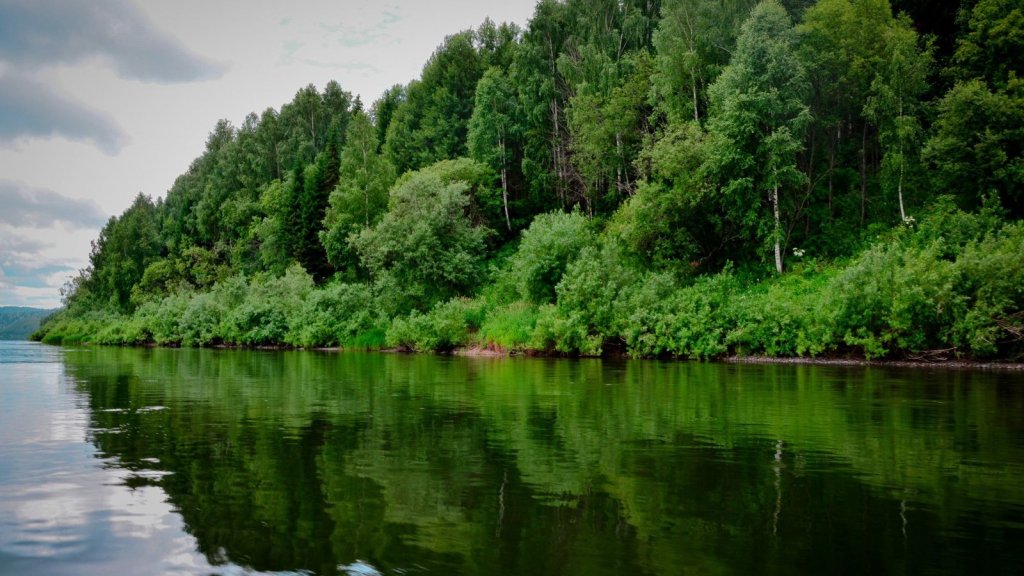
[37,0,1024,360]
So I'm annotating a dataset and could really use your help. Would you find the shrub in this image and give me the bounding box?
[479,301,539,350]
[386,297,483,352]
[623,271,740,359]
[286,282,378,347]
[532,243,637,355]
[726,270,834,357]
[507,210,596,304]
[222,266,312,345]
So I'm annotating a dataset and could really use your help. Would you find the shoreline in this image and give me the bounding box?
[152,341,1024,371]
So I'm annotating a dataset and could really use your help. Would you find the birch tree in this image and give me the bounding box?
[706,0,810,273]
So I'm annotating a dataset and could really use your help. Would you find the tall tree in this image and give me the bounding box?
[468,67,520,230]
[864,15,932,221]
[925,0,1024,216]
[652,0,756,123]
[949,0,1023,91]
[290,127,342,281]
[88,193,163,312]
[706,0,811,273]
[321,110,396,274]
[384,31,483,174]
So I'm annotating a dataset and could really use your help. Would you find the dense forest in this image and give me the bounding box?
[35,0,1024,360]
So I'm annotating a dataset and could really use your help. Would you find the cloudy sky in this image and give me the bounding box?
[0,0,537,308]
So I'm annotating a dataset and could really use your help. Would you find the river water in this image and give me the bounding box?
[1,340,1022,575]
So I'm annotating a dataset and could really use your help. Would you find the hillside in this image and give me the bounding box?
[0,307,55,340]
[34,0,1024,360]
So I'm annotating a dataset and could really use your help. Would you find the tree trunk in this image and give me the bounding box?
[773,181,783,274]
[691,68,700,122]
[500,137,511,231]
[897,100,906,222]
[615,132,623,193]
[860,122,867,227]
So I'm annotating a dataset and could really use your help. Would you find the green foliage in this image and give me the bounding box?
[478,301,540,350]
[384,31,483,174]
[533,242,637,355]
[726,270,834,357]
[652,0,756,123]
[827,203,1024,358]
[615,120,709,269]
[924,78,1024,217]
[566,52,652,215]
[622,271,739,359]
[87,193,163,312]
[386,298,484,352]
[705,0,811,271]
[467,67,521,232]
[353,165,491,313]
[321,110,396,274]
[222,266,313,345]
[507,209,596,304]
[286,282,378,347]
[949,0,1024,90]
[290,132,341,281]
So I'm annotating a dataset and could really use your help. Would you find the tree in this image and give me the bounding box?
[88,193,163,311]
[321,110,396,274]
[705,0,811,273]
[566,53,652,216]
[254,178,291,275]
[384,32,483,174]
[508,209,596,304]
[351,166,490,313]
[949,0,1023,91]
[287,126,341,281]
[924,79,1024,216]
[864,15,932,221]
[652,0,756,123]
[372,85,405,154]
[798,0,897,229]
[468,67,520,230]
[924,0,1024,217]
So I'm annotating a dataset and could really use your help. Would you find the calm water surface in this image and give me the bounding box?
[1,341,1022,575]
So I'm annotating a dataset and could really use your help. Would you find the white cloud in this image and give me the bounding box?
[0,73,126,154]
[0,0,225,83]
[0,180,108,229]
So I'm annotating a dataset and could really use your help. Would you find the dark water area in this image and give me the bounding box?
[1,341,1022,575]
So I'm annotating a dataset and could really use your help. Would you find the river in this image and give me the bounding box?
[1,340,1022,575]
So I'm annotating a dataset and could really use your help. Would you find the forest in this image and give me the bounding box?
[34,0,1024,361]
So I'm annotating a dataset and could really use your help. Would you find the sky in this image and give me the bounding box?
[0,0,538,309]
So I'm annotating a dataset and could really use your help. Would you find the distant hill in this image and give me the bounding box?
[0,307,57,340]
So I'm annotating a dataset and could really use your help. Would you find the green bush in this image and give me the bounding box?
[386,297,483,352]
[623,271,739,359]
[286,282,378,347]
[532,243,637,355]
[479,301,539,350]
[947,221,1024,358]
[507,209,596,304]
[222,266,312,346]
[352,166,491,314]
[727,271,834,357]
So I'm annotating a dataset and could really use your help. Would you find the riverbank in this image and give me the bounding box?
[33,205,1024,364]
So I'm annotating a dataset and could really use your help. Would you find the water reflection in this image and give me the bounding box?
[4,342,1024,575]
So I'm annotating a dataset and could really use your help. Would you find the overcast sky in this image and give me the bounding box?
[0,0,537,308]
